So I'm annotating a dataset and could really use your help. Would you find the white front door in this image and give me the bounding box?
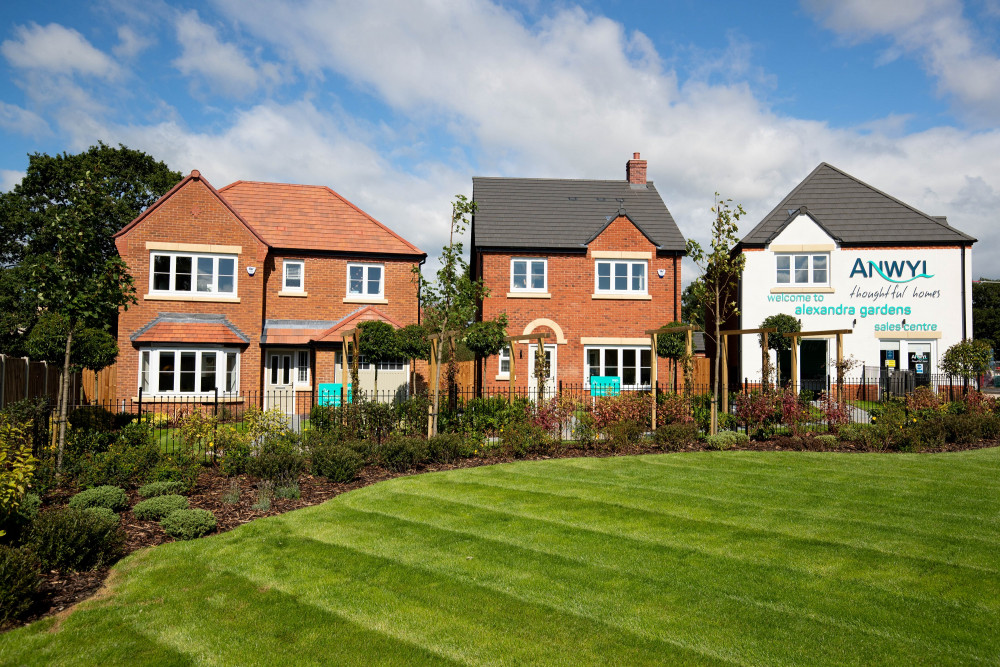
[266,351,295,413]
[527,344,557,397]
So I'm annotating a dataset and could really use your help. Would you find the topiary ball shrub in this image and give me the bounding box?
[82,507,120,524]
[68,485,129,512]
[27,507,125,571]
[310,444,364,483]
[132,494,189,521]
[138,480,186,499]
[0,545,41,626]
[160,509,216,540]
[704,431,749,451]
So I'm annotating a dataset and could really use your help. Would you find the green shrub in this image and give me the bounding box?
[310,444,364,483]
[138,480,186,498]
[606,420,644,451]
[275,480,300,499]
[653,422,700,452]
[573,411,597,449]
[81,422,161,488]
[82,506,119,524]
[903,418,946,450]
[66,428,115,457]
[221,480,240,505]
[0,492,42,543]
[426,433,469,464]
[814,434,838,448]
[500,422,549,459]
[252,482,273,512]
[132,494,189,521]
[68,405,116,433]
[27,507,125,571]
[218,424,252,476]
[837,423,868,443]
[704,431,749,451]
[68,485,129,512]
[160,509,216,540]
[0,545,41,626]
[248,432,305,481]
[378,435,428,472]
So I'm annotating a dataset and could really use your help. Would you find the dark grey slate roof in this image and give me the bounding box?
[472,177,686,252]
[740,163,976,247]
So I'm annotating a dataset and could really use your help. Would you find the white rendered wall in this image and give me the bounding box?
[738,215,971,382]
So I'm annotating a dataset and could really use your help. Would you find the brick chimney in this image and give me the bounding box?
[626,152,647,186]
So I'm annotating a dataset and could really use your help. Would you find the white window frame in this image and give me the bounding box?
[283,260,305,292]
[347,262,384,298]
[510,257,548,292]
[594,260,647,295]
[149,251,237,296]
[138,347,239,396]
[296,350,310,384]
[776,253,829,286]
[583,345,651,389]
[498,347,511,377]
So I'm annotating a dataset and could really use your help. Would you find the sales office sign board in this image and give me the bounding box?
[761,249,954,335]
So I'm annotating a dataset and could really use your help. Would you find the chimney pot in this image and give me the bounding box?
[626,153,647,186]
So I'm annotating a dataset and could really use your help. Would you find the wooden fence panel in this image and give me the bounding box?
[81,366,117,404]
[2,356,27,407]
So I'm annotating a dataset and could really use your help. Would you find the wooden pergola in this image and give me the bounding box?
[781,328,853,399]
[645,325,700,428]
[716,327,776,414]
[504,332,551,402]
[426,330,460,435]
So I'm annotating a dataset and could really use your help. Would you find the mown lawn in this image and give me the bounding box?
[3,449,999,665]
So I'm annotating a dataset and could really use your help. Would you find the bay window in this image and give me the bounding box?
[139,348,239,395]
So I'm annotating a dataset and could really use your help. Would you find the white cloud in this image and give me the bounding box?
[172,10,276,97]
[1,22,119,78]
[0,170,25,192]
[113,25,151,59]
[804,0,1000,123]
[0,102,50,136]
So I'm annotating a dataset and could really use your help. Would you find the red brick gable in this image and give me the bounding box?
[114,171,270,262]
[218,181,423,256]
[586,213,659,252]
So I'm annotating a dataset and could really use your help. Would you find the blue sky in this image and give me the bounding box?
[3,0,1000,278]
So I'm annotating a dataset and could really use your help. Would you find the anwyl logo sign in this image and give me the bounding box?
[849,259,933,283]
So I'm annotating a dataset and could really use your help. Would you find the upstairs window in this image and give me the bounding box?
[776,253,829,285]
[511,258,547,292]
[347,263,383,298]
[595,260,646,294]
[283,260,304,292]
[151,252,236,295]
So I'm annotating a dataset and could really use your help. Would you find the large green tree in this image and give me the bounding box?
[973,279,1000,354]
[0,143,181,468]
[686,194,746,435]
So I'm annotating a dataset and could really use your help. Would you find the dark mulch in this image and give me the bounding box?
[8,435,998,632]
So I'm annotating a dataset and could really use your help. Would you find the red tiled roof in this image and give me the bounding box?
[218,181,423,256]
[133,322,247,345]
[314,306,402,342]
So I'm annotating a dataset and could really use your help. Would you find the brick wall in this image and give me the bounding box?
[477,214,682,389]
[114,176,269,404]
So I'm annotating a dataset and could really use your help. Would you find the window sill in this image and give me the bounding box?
[770,287,834,294]
[343,297,388,304]
[144,294,241,303]
[591,293,652,300]
[507,292,551,299]
[495,374,510,381]
[132,395,245,403]
[278,290,308,298]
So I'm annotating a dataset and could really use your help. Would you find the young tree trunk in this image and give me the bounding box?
[57,327,73,471]
[432,338,443,436]
[711,289,720,435]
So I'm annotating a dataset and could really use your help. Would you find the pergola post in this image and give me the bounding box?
[535,336,545,401]
[503,333,552,404]
[721,334,729,414]
[780,329,852,398]
[650,332,658,429]
[836,333,844,403]
[427,338,437,434]
[508,341,515,404]
[644,325,701,428]
[790,334,799,395]
[761,331,769,392]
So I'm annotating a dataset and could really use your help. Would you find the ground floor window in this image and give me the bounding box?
[266,349,311,387]
[337,352,406,371]
[584,346,650,388]
[140,347,239,395]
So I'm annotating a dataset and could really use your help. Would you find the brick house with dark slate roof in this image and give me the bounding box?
[733,162,976,390]
[113,170,425,410]
[471,153,687,393]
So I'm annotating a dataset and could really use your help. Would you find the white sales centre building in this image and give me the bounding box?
[733,163,976,390]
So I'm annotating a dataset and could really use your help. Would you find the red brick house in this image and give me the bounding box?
[470,154,686,393]
[112,170,425,410]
